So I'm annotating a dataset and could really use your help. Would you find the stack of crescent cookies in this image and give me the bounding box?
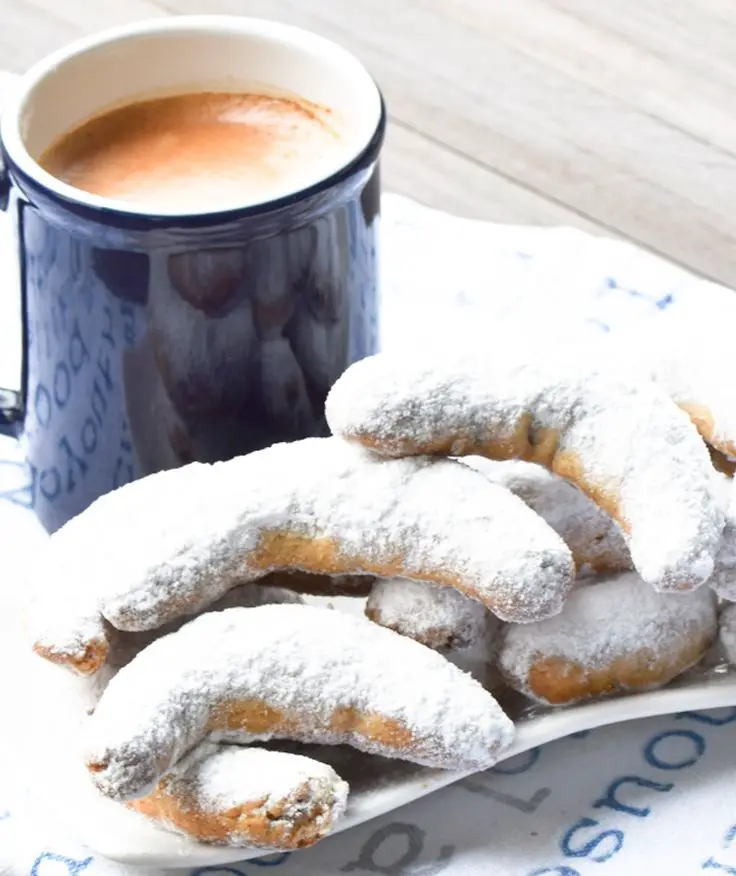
[25,318,736,853]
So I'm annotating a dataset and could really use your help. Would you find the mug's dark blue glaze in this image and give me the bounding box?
[0,100,385,533]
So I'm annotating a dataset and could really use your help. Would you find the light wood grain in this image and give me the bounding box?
[25,0,166,32]
[387,121,603,229]
[1,0,734,286]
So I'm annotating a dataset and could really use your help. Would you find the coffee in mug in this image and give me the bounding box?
[39,92,350,210]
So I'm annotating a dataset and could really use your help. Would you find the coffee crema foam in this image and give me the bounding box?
[39,92,345,210]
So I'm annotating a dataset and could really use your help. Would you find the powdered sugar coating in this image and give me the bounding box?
[498,572,717,704]
[365,577,498,651]
[327,350,723,592]
[462,458,631,578]
[708,474,736,600]
[29,590,109,677]
[132,742,348,848]
[621,314,736,459]
[32,437,575,676]
[85,604,514,800]
[719,604,736,664]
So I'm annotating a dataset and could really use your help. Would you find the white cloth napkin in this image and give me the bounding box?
[3,70,736,876]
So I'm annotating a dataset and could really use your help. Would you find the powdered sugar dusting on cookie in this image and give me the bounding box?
[326,349,723,592]
[719,604,736,664]
[462,458,632,578]
[498,572,717,701]
[620,312,736,458]
[85,604,515,800]
[709,473,736,600]
[29,591,109,672]
[366,577,497,651]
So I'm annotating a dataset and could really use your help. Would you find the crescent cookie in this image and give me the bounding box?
[462,458,631,577]
[85,604,514,800]
[497,572,717,706]
[129,743,348,849]
[32,437,575,676]
[326,350,723,592]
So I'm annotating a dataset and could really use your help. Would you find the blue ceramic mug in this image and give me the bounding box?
[0,17,384,533]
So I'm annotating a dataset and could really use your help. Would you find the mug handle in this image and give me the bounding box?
[0,143,25,428]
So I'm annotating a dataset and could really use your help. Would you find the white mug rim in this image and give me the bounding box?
[0,15,384,218]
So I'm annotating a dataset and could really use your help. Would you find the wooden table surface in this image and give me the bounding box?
[2,0,735,287]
